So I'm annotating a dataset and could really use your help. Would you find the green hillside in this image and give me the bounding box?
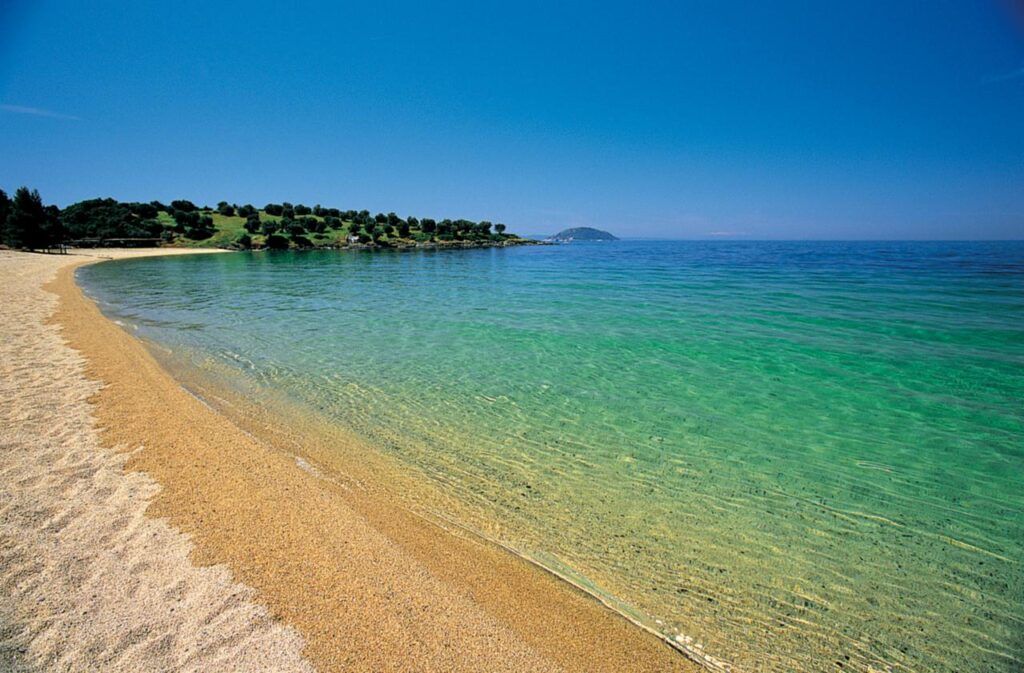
[59,198,523,250]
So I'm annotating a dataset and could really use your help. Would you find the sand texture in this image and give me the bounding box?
[0,249,312,672]
[3,247,699,673]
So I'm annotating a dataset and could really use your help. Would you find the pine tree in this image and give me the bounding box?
[5,187,46,250]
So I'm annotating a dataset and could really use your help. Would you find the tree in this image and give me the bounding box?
[244,213,261,233]
[264,203,284,216]
[234,233,252,249]
[261,219,280,236]
[398,220,411,237]
[453,219,476,238]
[495,223,506,234]
[43,205,65,249]
[4,187,47,250]
[294,204,311,216]
[171,199,198,212]
[265,234,290,250]
[63,198,153,240]
[374,212,387,224]
[174,210,200,227]
[420,218,436,234]
[185,215,215,240]
[0,189,9,243]
[129,202,159,219]
[217,201,235,216]
[348,221,361,235]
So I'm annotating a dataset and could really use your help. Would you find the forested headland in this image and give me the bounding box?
[0,186,531,252]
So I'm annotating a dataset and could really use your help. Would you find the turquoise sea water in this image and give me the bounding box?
[80,242,1024,672]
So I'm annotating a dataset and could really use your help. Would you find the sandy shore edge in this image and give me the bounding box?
[12,248,700,672]
[0,248,312,673]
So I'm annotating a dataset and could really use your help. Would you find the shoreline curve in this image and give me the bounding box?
[53,249,702,673]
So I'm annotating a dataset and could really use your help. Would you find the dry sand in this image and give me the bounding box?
[0,248,312,672]
[1,248,700,673]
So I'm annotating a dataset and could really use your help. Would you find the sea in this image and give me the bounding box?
[79,240,1024,673]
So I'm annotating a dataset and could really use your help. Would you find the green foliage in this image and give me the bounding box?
[0,189,9,243]
[244,213,261,233]
[265,234,289,249]
[2,187,522,250]
[170,199,198,212]
[3,187,62,250]
[128,202,159,219]
[184,215,215,240]
[63,198,159,240]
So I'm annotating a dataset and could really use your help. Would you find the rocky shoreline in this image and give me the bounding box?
[285,237,548,252]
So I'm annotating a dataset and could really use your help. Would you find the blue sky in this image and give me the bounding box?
[2,1,1023,239]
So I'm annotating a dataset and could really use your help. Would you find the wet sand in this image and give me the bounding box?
[3,248,700,672]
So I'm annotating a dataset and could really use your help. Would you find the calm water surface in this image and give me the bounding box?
[80,241,1024,673]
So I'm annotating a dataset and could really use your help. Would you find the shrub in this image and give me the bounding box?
[265,234,289,249]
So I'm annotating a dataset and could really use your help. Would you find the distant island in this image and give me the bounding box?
[547,227,619,242]
[0,186,536,252]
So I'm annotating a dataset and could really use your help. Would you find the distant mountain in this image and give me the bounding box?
[547,227,619,242]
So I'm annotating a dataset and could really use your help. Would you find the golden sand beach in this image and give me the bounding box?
[1,248,697,672]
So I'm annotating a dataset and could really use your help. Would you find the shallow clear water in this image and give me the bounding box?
[80,241,1024,672]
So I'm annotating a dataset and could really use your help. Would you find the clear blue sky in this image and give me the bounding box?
[2,1,1023,239]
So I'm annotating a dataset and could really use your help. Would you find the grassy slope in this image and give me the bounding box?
[166,211,508,249]
[165,211,344,249]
